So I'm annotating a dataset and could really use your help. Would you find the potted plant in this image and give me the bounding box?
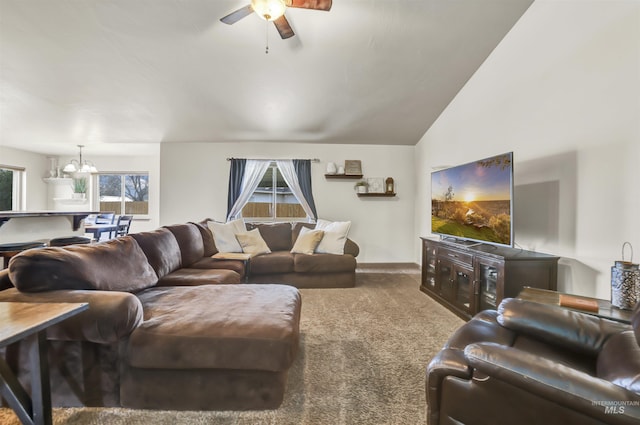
[72,177,87,200]
[354,180,368,194]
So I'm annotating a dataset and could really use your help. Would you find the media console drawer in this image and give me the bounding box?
[438,247,473,266]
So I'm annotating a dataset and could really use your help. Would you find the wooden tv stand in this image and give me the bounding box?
[420,237,559,320]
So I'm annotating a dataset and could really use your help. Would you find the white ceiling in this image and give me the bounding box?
[0,0,534,156]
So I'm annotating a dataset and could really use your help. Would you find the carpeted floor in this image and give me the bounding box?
[0,268,463,425]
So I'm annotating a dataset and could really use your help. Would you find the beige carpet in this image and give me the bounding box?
[0,268,463,424]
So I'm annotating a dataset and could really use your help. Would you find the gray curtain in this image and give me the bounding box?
[293,159,318,220]
[227,160,271,221]
[227,159,246,220]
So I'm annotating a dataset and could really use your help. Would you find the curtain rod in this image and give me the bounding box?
[226,157,320,163]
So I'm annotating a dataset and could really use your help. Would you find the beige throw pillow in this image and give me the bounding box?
[236,228,271,256]
[207,219,246,253]
[291,227,325,255]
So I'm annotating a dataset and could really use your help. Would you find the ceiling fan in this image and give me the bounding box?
[220,0,332,39]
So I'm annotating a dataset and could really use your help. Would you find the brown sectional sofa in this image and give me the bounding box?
[0,220,358,410]
[244,222,359,287]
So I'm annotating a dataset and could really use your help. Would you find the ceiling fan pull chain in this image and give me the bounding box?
[265,21,269,54]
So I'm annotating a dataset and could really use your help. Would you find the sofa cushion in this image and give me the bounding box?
[164,223,205,267]
[236,228,271,256]
[207,219,246,253]
[191,221,218,256]
[126,284,301,371]
[157,268,241,286]
[290,228,324,255]
[9,237,158,293]
[293,253,357,273]
[250,251,295,274]
[249,223,293,252]
[188,257,246,275]
[130,228,182,278]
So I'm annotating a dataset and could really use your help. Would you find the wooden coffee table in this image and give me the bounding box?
[517,287,632,324]
[0,302,88,425]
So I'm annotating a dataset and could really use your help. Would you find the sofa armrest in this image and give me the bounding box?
[426,348,472,425]
[344,238,359,257]
[497,298,630,356]
[0,288,143,344]
[465,342,640,424]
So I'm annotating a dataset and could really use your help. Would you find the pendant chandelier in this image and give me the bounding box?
[63,145,98,174]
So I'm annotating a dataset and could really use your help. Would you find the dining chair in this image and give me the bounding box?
[116,215,133,237]
[96,212,115,224]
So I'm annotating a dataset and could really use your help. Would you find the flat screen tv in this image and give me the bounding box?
[431,152,513,247]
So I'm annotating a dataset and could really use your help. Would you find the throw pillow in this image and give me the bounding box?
[236,228,272,256]
[206,219,246,253]
[291,227,325,255]
[314,219,351,255]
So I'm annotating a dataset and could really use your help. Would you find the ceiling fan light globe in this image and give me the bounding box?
[251,0,286,21]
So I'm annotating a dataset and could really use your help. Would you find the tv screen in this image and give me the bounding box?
[431,152,513,247]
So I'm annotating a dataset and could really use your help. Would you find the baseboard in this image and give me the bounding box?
[356,262,420,270]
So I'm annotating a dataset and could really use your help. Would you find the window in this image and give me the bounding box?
[0,165,24,211]
[97,173,149,215]
[242,165,305,220]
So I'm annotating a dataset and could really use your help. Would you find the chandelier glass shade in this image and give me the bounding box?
[63,145,97,174]
[251,0,286,21]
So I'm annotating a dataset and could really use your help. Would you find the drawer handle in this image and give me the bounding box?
[447,253,458,258]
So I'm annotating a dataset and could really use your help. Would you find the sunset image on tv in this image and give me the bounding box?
[431,153,512,246]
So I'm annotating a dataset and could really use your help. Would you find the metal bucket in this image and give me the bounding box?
[611,242,640,310]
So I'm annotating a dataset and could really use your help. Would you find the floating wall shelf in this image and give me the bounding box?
[324,174,363,179]
[357,193,396,198]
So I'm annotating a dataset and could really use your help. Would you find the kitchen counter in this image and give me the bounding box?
[0,211,99,244]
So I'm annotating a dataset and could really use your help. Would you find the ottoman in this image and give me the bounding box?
[120,284,301,410]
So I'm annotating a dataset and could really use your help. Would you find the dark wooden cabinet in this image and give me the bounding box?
[420,237,559,320]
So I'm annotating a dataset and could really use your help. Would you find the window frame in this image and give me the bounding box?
[242,163,307,222]
[94,171,150,219]
[0,164,25,211]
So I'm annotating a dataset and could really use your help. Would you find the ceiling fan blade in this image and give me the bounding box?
[220,4,254,25]
[273,15,295,39]
[286,0,332,11]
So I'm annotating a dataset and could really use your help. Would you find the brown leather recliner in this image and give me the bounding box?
[426,297,640,425]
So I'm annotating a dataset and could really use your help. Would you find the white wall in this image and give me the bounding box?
[0,146,49,210]
[415,0,640,298]
[160,142,416,263]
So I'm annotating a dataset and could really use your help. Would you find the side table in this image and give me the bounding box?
[0,302,88,425]
[517,287,632,324]
[212,252,252,282]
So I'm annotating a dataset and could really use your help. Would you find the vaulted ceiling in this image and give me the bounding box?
[0,0,534,156]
